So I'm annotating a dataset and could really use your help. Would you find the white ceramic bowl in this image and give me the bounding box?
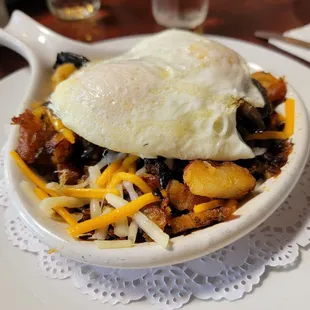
[1,11,309,269]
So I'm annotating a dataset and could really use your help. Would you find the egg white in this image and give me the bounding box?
[50,29,264,160]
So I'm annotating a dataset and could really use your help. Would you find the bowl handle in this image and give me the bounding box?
[0,13,51,108]
[0,27,39,68]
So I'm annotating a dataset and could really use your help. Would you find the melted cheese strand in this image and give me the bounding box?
[40,196,88,220]
[128,162,137,174]
[106,194,170,248]
[20,181,41,206]
[92,206,114,240]
[284,98,295,137]
[62,188,119,198]
[33,185,78,225]
[54,207,79,226]
[247,131,287,140]
[11,151,58,197]
[136,166,146,176]
[68,193,159,237]
[123,181,139,200]
[107,172,152,193]
[96,159,122,187]
[88,166,102,218]
[118,155,139,172]
[128,221,139,243]
[113,185,129,237]
[46,109,75,144]
[34,187,49,200]
[88,165,110,238]
[46,179,90,191]
[194,199,225,213]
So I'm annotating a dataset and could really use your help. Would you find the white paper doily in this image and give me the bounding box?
[1,150,310,310]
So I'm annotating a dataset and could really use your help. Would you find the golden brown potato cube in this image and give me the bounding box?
[167,179,210,211]
[170,202,236,235]
[251,71,287,103]
[183,160,256,199]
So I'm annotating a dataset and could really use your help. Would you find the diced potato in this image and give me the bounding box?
[183,160,256,199]
[141,174,161,190]
[46,133,73,165]
[52,63,76,86]
[170,202,236,235]
[167,179,210,211]
[251,71,287,103]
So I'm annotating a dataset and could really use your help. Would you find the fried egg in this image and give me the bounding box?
[50,29,264,160]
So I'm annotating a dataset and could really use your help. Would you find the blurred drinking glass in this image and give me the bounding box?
[47,0,101,21]
[152,0,209,30]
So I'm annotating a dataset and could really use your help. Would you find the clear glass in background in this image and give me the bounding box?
[152,0,209,30]
[47,0,101,21]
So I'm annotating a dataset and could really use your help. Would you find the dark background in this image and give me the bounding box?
[1,0,310,79]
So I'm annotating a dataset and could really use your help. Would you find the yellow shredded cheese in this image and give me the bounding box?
[96,159,122,187]
[68,193,159,237]
[107,172,152,194]
[30,101,44,109]
[54,206,78,226]
[247,131,288,140]
[277,113,285,123]
[284,98,295,137]
[10,151,58,197]
[34,187,49,200]
[52,63,76,86]
[194,199,225,213]
[128,162,137,174]
[32,106,46,120]
[46,109,75,144]
[62,187,119,198]
[33,186,78,225]
[247,99,295,141]
[118,155,139,173]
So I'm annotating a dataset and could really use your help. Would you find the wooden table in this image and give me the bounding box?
[1,0,310,79]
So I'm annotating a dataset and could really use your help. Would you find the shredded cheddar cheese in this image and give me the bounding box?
[107,172,152,193]
[96,159,122,187]
[62,187,119,198]
[54,206,78,226]
[247,131,288,140]
[128,162,137,174]
[52,63,76,86]
[34,187,49,200]
[33,186,78,225]
[284,98,295,137]
[194,199,225,213]
[247,99,295,140]
[46,109,75,144]
[10,151,58,197]
[68,193,159,237]
[118,155,139,172]
[32,106,46,120]
[30,101,44,109]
